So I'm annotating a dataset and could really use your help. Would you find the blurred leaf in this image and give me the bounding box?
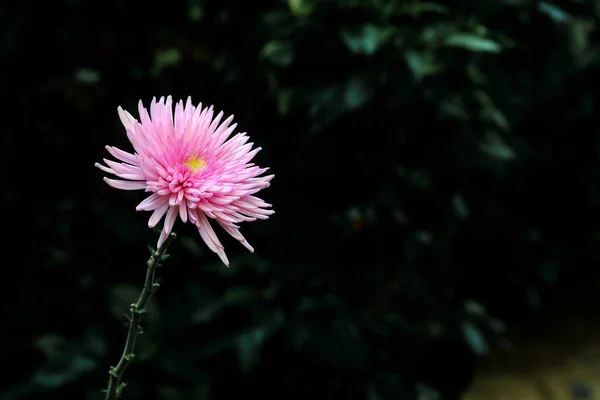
[405,50,443,81]
[152,48,182,76]
[422,23,455,44]
[308,75,373,132]
[464,300,487,316]
[344,77,373,109]
[288,0,315,16]
[466,63,486,84]
[261,41,295,67]
[486,108,511,131]
[188,0,204,22]
[415,230,433,245]
[35,334,67,363]
[461,321,489,356]
[570,19,594,61]
[538,2,569,23]
[444,33,502,53]
[74,68,100,84]
[416,383,441,400]
[235,327,271,374]
[439,95,468,120]
[451,194,469,219]
[341,24,395,55]
[480,132,516,161]
[223,286,255,303]
[32,355,96,388]
[476,90,511,130]
[191,301,222,324]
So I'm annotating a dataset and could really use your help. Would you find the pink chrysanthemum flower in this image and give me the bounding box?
[95,96,274,266]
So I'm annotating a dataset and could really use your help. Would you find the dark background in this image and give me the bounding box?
[4,0,600,399]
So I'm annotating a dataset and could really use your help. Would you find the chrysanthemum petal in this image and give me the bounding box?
[163,205,178,235]
[105,146,138,165]
[196,213,229,266]
[157,228,170,249]
[136,193,168,211]
[97,160,144,180]
[213,211,239,223]
[95,162,114,175]
[179,203,188,223]
[148,203,169,227]
[211,123,237,151]
[198,213,224,249]
[118,107,138,131]
[216,249,229,266]
[208,111,224,137]
[217,220,254,253]
[103,159,143,177]
[104,178,147,190]
[236,214,257,222]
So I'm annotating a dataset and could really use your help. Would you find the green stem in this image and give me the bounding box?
[104,233,176,400]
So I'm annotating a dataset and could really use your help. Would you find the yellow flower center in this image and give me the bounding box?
[185,157,206,171]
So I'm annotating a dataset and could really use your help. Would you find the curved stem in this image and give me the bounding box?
[104,233,175,400]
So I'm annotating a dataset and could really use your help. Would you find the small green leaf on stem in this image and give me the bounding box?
[116,382,128,397]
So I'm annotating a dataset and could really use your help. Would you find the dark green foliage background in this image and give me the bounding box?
[3,0,600,399]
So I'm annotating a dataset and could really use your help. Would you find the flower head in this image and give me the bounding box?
[96,96,274,266]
